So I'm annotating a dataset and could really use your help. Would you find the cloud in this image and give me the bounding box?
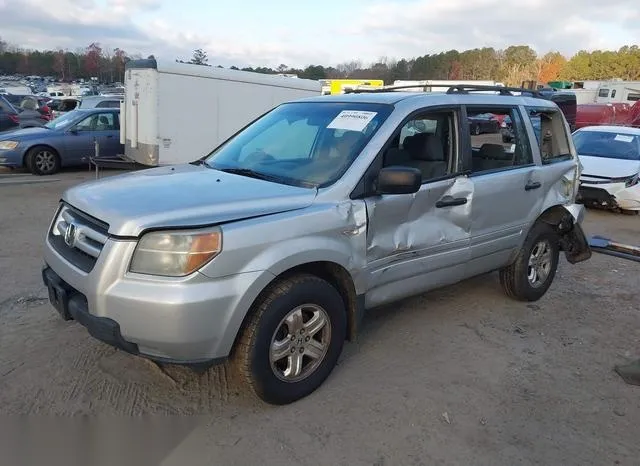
[0,0,154,51]
[349,0,639,59]
[0,0,638,68]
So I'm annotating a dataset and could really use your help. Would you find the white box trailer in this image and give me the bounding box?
[120,58,322,166]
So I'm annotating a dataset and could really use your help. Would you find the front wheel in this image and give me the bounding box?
[233,274,347,405]
[27,146,60,175]
[499,222,560,301]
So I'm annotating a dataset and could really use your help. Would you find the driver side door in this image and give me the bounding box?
[361,106,473,308]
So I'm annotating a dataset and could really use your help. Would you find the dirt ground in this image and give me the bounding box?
[1,169,639,466]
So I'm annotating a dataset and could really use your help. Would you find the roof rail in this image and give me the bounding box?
[345,83,545,97]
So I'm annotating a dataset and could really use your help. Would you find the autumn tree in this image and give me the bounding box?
[53,49,66,80]
[84,42,102,78]
[113,48,128,82]
[448,61,462,79]
[537,52,567,84]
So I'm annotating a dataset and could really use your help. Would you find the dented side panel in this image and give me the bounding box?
[363,175,473,307]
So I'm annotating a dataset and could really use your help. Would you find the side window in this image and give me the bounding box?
[74,114,96,131]
[467,107,533,174]
[611,89,617,98]
[94,113,116,130]
[627,93,640,102]
[75,113,117,132]
[525,107,572,164]
[239,118,319,161]
[96,100,121,108]
[598,88,610,98]
[382,110,457,182]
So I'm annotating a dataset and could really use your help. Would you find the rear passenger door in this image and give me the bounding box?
[463,105,544,274]
[362,106,474,307]
[97,111,123,157]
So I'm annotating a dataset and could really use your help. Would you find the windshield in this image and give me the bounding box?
[203,101,393,188]
[44,111,81,130]
[573,130,640,160]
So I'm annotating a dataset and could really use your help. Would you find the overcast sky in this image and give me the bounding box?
[0,0,638,68]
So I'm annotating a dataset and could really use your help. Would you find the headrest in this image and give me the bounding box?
[404,132,445,161]
[479,143,511,160]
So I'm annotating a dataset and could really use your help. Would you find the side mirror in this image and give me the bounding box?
[68,128,78,135]
[377,166,421,195]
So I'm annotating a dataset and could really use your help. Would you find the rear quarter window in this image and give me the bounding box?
[525,106,573,164]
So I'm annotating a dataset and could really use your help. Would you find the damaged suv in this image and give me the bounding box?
[42,86,591,405]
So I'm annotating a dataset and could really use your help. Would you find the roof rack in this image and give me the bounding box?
[345,83,545,97]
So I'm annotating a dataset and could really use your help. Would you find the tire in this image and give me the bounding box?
[23,153,32,172]
[27,146,60,176]
[499,222,560,302]
[233,274,347,405]
[620,209,639,216]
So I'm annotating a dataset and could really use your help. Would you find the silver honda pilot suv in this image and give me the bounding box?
[42,86,591,405]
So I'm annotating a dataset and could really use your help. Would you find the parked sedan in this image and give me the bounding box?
[0,95,20,132]
[467,112,501,135]
[0,108,123,175]
[574,125,640,213]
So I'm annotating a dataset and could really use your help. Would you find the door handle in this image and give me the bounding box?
[435,196,468,208]
[525,181,541,191]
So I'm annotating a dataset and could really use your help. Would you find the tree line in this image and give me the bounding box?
[1,37,639,86]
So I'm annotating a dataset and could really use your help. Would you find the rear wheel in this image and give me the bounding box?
[28,146,60,175]
[233,274,347,405]
[500,222,560,302]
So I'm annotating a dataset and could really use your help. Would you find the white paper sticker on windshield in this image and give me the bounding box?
[614,134,634,143]
[327,110,377,132]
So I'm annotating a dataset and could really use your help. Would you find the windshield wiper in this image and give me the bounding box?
[216,167,283,183]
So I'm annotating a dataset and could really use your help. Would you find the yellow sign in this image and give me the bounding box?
[326,79,384,95]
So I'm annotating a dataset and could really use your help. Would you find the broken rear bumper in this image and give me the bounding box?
[559,204,591,264]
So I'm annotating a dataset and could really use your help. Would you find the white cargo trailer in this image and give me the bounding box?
[120,58,322,166]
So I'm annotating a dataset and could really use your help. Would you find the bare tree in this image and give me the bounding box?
[336,60,362,77]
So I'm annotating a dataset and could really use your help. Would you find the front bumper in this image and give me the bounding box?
[0,149,24,168]
[578,181,640,211]
[43,237,270,364]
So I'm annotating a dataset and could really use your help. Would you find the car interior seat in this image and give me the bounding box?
[404,132,448,180]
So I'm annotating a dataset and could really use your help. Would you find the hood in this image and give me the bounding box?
[0,127,50,140]
[578,155,640,181]
[63,164,318,237]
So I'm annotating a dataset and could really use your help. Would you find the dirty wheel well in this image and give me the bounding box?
[537,206,575,248]
[232,262,359,357]
[277,262,359,341]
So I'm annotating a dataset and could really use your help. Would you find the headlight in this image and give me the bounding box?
[625,173,639,188]
[0,141,18,150]
[129,227,222,277]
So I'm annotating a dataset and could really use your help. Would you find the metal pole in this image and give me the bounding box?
[94,138,100,179]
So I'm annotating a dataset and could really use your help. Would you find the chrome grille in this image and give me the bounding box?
[48,204,110,272]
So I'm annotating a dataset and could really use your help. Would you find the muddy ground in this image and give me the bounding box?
[0,169,638,465]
